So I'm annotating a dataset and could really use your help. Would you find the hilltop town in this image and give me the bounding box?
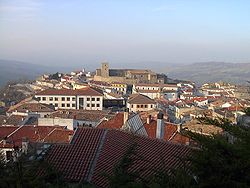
[0,62,250,187]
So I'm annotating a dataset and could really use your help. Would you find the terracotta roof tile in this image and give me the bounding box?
[0,125,70,148]
[128,94,156,104]
[144,120,179,141]
[8,103,55,113]
[49,109,110,122]
[97,113,124,129]
[44,128,192,187]
[36,87,103,96]
[43,129,74,143]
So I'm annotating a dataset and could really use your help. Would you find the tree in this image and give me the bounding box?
[184,117,250,187]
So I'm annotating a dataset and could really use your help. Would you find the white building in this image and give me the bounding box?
[35,87,103,110]
[132,83,178,99]
[127,94,156,113]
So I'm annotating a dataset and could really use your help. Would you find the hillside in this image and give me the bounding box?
[166,62,250,85]
[0,59,70,87]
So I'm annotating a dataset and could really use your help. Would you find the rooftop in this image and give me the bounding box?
[44,128,192,187]
[36,87,103,96]
[128,94,156,104]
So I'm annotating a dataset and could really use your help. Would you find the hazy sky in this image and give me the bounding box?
[1,0,250,69]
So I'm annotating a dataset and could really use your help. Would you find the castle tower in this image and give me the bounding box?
[101,62,109,77]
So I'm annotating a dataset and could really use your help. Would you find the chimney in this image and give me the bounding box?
[146,115,151,124]
[22,137,29,155]
[123,108,129,125]
[156,112,164,139]
[177,124,182,133]
[3,136,7,145]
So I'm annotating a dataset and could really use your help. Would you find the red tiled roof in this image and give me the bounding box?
[44,128,192,187]
[0,126,69,148]
[46,128,105,181]
[128,94,156,104]
[0,115,26,126]
[135,83,177,87]
[43,128,74,143]
[137,89,160,93]
[7,103,55,113]
[36,87,103,96]
[144,120,179,141]
[0,126,18,140]
[97,112,124,129]
[49,109,110,122]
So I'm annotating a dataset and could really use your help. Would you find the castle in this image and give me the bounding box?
[94,62,167,84]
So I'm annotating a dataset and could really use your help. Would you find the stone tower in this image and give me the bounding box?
[101,62,109,77]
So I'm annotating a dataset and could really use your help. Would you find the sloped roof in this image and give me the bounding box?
[43,128,74,143]
[7,103,55,113]
[144,120,179,141]
[45,128,105,181]
[0,126,18,140]
[44,128,192,187]
[97,112,124,129]
[0,125,70,148]
[49,109,110,122]
[128,94,156,104]
[0,115,26,126]
[36,87,103,96]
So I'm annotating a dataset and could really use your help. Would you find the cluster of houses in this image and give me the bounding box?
[0,62,249,187]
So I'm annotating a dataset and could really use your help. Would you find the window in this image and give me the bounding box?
[55,103,58,107]
[141,105,144,108]
[62,97,65,101]
[92,104,95,107]
[137,105,140,108]
[87,97,90,101]
[79,98,84,109]
[87,104,90,107]
[72,104,76,107]
[131,105,134,108]
[72,97,76,101]
[49,97,53,101]
[97,98,100,101]
[42,97,46,101]
[37,97,41,101]
[151,105,153,108]
[145,105,148,108]
[55,97,58,101]
[96,104,100,107]
[6,151,12,161]
[62,103,65,107]
[67,97,70,101]
[92,98,95,101]
[67,104,70,107]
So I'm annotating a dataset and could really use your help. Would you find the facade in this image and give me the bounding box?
[110,82,127,94]
[132,83,178,99]
[35,87,103,110]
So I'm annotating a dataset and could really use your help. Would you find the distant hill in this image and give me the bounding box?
[165,62,250,85]
[0,59,70,87]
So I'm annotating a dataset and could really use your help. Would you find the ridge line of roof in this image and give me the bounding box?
[86,129,108,182]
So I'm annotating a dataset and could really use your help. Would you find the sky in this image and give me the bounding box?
[0,0,250,70]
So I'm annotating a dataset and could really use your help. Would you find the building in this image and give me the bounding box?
[0,125,73,161]
[94,62,163,84]
[35,87,103,110]
[127,94,156,112]
[133,83,179,99]
[43,128,192,187]
[38,109,111,130]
